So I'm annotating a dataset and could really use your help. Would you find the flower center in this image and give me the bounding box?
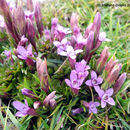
[92,79,97,85]
[78,72,84,79]
[72,80,78,87]
[90,104,95,110]
[102,94,109,101]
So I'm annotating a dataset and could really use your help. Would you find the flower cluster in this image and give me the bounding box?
[0,0,127,124]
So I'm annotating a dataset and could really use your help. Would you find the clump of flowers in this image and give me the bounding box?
[0,0,127,129]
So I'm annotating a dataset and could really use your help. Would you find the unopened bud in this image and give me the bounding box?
[97,47,109,73]
[21,88,36,99]
[33,101,41,109]
[34,2,44,36]
[106,64,122,84]
[43,91,56,107]
[105,56,118,75]
[92,12,101,42]
[70,13,78,31]
[36,57,49,93]
[84,31,94,60]
[113,73,126,95]
[84,23,93,38]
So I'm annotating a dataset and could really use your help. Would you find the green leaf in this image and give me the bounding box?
[7,109,24,130]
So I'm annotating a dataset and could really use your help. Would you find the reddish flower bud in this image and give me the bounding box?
[105,56,118,75]
[84,23,93,38]
[33,101,41,109]
[21,88,36,99]
[106,64,122,84]
[92,12,101,42]
[0,0,20,45]
[113,73,127,94]
[43,91,56,107]
[27,0,33,11]
[70,13,78,31]
[50,98,57,109]
[34,2,44,37]
[97,47,109,73]
[26,18,37,52]
[12,6,26,36]
[51,17,58,27]
[84,31,94,60]
[36,57,49,93]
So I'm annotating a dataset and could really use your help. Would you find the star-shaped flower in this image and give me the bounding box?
[85,71,103,91]
[96,88,115,108]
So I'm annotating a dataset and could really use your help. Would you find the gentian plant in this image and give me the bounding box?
[0,0,128,129]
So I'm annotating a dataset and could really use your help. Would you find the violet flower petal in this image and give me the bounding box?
[85,80,92,86]
[91,71,97,79]
[15,111,27,117]
[105,88,114,97]
[101,100,106,108]
[65,79,71,87]
[106,97,115,106]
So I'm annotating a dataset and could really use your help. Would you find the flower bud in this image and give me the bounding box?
[84,31,94,60]
[36,57,49,93]
[27,0,33,11]
[84,23,93,38]
[50,98,57,109]
[33,101,41,109]
[51,18,58,27]
[71,108,83,115]
[26,18,37,52]
[106,64,122,84]
[13,6,26,36]
[34,2,44,37]
[21,88,36,99]
[92,12,101,42]
[70,13,78,31]
[0,0,20,45]
[43,91,56,107]
[97,47,109,73]
[113,73,126,94]
[105,56,118,75]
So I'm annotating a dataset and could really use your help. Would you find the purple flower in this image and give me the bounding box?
[75,60,90,82]
[73,33,87,50]
[85,71,103,91]
[17,44,34,67]
[96,88,115,108]
[12,100,37,117]
[17,44,33,60]
[57,45,83,59]
[71,108,83,115]
[21,88,36,99]
[83,101,100,114]
[53,38,70,49]
[65,70,82,94]
[56,25,71,41]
